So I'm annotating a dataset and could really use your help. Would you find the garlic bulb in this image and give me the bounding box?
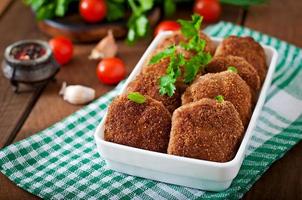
[89,30,118,60]
[59,82,95,105]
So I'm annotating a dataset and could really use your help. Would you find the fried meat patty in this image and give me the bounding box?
[104,94,171,153]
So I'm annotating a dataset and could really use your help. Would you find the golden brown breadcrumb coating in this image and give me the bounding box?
[215,36,267,82]
[182,71,252,126]
[104,94,171,153]
[206,55,261,102]
[168,98,244,162]
[157,31,216,55]
[126,73,182,113]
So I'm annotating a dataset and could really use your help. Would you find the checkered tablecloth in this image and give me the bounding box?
[0,22,302,199]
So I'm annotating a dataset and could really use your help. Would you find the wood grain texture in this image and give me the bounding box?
[244,0,302,47]
[242,0,302,199]
[0,1,46,148]
[2,1,281,199]
[0,0,12,16]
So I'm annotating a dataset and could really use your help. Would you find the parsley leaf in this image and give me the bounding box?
[24,0,76,20]
[127,0,154,44]
[181,35,206,52]
[106,0,125,21]
[158,53,183,97]
[127,92,146,104]
[227,66,238,73]
[159,75,176,96]
[149,45,175,65]
[150,14,212,96]
[178,14,203,39]
[215,95,224,103]
[183,52,211,83]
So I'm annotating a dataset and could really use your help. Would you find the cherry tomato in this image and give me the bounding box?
[97,57,126,84]
[154,21,181,36]
[79,0,107,23]
[49,36,73,65]
[194,0,221,23]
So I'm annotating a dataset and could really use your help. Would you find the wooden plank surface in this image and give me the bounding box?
[0,0,12,16]
[244,0,302,47]
[0,1,47,148]
[242,0,302,199]
[5,1,301,199]
[0,2,243,199]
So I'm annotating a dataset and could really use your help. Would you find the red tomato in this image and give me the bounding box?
[154,21,181,36]
[79,0,107,23]
[194,0,221,23]
[97,58,126,84]
[49,36,73,65]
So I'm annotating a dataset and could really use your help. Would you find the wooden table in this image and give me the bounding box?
[0,1,301,199]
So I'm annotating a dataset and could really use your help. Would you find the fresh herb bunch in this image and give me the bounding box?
[24,0,176,43]
[220,0,267,6]
[23,0,78,20]
[149,14,212,97]
[150,46,185,96]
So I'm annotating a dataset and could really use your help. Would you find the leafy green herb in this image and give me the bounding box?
[106,0,125,21]
[149,14,212,96]
[183,52,212,83]
[24,0,76,20]
[164,0,176,17]
[149,45,175,65]
[179,15,212,83]
[126,0,154,44]
[127,92,146,104]
[215,95,224,103]
[24,0,177,44]
[159,49,184,96]
[227,66,238,73]
[178,14,202,39]
[220,0,267,6]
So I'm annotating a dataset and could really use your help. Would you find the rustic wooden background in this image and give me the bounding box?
[0,0,301,199]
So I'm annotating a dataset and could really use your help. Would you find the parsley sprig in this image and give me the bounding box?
[127,92,146,104]
[149,14,212,97]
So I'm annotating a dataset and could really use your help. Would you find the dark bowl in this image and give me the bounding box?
[2,39,60,84]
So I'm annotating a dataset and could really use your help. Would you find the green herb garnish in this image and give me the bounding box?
[220,0,267,6]
[159,53,184,96]
[149,45,176,65]
[215,95,224,103]
[227,66,238,73]
[183,53,212,83]
[178,14,202,39]
[149,14,212,96]
[127,92,146,104]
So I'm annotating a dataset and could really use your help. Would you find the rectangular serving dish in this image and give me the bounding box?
[94,32,279,191]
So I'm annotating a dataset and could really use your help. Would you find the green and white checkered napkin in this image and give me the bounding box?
[1,22,302,199]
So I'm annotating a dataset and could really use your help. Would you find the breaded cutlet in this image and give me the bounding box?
[206,55,261,102]
[104,94,171,153]
[168,98,244,162]
[157,31,216,55]
[215,36,267,82]
[182,71,252,127]
[126,73,182,113]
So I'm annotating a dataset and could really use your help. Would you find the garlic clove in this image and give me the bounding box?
[59,82,95,105]
[89,30,118,60]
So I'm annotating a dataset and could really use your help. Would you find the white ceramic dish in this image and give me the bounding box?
[94,32,279,191]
